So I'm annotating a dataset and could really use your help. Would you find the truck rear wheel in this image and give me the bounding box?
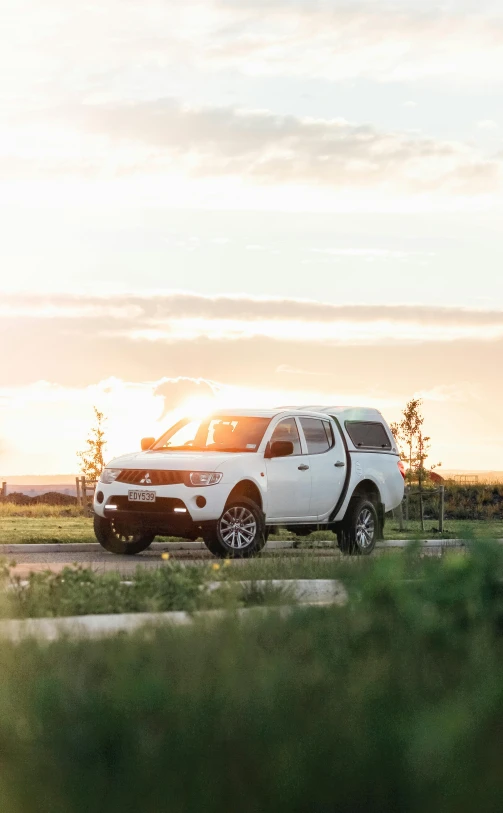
[202,497,266,558]
[338,497,378,555]
[94,514,155,555]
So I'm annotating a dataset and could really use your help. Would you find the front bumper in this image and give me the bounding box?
[93,481,229,529]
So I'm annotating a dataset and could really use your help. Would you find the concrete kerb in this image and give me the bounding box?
[0,539,495,555]
[0,540,291,555]
[207,578,348,605]
[0,605,296,642]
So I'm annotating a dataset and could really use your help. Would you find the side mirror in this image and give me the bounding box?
[141,437,155,451]
[268,440,294,459]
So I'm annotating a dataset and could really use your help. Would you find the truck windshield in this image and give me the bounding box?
[152,416,272,453]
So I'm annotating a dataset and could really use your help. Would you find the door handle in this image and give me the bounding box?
[298,464,310,471]
[334,461,345,467]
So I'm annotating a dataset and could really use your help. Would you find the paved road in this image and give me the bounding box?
[2,539,470,577]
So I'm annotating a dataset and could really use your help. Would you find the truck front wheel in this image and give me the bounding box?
[202,497,266,558]
[338,498,378,555]
[94,514,155,555]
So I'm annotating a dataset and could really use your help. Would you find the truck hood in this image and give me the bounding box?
[107,450,252,472]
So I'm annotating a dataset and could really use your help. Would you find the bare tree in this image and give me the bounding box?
[390,398,423,485]
[391,399,441,531]
[77,407,107,483]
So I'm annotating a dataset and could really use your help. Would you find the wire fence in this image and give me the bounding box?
[75,476,97,510]
[393,484,445,531]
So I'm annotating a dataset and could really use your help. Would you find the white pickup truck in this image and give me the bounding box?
[93,406,405,557]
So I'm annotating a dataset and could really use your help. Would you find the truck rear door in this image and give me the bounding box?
[297,417,347,520]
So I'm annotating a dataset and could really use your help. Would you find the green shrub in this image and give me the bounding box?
[1,542,503,810]
[0,564,208,618]
[405,484,503,521]
[0,563,302,618]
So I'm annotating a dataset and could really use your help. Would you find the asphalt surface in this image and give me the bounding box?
[2,539,471,577]
[6,544,340,576]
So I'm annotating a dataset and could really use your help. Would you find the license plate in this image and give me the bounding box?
[128,490,156,503]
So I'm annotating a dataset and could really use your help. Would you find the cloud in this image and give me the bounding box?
[414,385,468,403]
[309,248,432,259]
[477,119,498,130]
[4,0,503,118]
[3,292,503,424]
[4,100,497,195]
[208,0,503,85]
[3,291,503,332]
[154,377,219,420]
[276,364,330,377]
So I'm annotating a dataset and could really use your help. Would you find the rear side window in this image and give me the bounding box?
[300,418,333,454]
[324,422,335,448]
[345,421,391,450]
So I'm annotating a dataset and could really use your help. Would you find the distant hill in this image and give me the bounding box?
[1,484,78,498]
[0,475,78,485]
[0,476,78,497]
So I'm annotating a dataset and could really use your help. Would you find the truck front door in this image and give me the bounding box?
[265,417,314,520]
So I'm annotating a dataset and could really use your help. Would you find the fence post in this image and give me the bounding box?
[80,476,87,509]
[405,486,409,522]
[393,500,405,531]
[439,485,445,533]
[1,482,6,500]
[75,476,81,507]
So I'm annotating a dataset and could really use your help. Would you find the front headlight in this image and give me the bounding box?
[189,472,223,487]
[99,468,122,484]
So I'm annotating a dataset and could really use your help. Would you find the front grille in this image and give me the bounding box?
[116,469,185,486]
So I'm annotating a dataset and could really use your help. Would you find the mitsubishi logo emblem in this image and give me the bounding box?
[140,472,152,484]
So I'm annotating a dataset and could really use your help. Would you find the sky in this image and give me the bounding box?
[1,0,503,475]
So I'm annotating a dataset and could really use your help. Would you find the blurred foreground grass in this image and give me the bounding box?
[1,541,503,811]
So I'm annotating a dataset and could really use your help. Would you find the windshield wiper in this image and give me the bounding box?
[154,445,204,451]
[207,447,249,453]
[153,445,250,453]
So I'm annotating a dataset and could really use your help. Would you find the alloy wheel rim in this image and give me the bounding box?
[219,506,257,549]
[355,508,375,549]
[110,518,142,544]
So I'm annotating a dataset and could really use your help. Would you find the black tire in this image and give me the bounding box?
[94,514,155,555]
[202,497,266,558]
[338,497,378,555]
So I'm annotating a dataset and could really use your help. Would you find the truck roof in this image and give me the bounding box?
[210,406,385,422]
[291,405,385,422]
[209,407,328,419]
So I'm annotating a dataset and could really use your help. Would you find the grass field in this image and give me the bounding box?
[0,508,502,546]
[0,516,96,544]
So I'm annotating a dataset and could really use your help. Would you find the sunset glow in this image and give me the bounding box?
[1,0,503,478]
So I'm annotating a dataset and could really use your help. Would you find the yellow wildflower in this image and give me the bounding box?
[223,559,231,567]
[161,552,170,561]
[212,563,221,571]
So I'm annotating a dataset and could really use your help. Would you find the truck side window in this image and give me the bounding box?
[323,421,335,449]
[299,418,331,454]
[270,418,302,455]
[345,421,391,450]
